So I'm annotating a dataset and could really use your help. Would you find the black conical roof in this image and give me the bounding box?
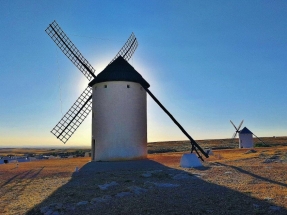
[88,56,150,88]
[240,127,253,134]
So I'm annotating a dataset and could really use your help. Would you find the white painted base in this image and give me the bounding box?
[180,153,203,168]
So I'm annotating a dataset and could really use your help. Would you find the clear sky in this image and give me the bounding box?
[0,0,286,148]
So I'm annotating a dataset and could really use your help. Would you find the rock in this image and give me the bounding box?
[115,192,132,198]
[41,203,63,214]
[91,195,112,204]
[91,197,103,204]
[141,173,152,178]
[245,149,257,154]
[264,197,273,201]
[224,171,232,174]
[269,206,281,211]
[128,186,147,195]
[263,159,272,163]
[98,181,118,190]
[76,201,89,206]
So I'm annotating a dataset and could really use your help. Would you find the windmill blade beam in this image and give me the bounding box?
[253,133,267,146]
[109,33,138,64]
[51,86,93,143]
[232,131,237,139]
[144,87,208,160]
[238,120,244,130]
[45,21,96,81]
[230,120,238,131]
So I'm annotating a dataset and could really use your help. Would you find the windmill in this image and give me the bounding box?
[230,120,266,148]
[46,20,208,161]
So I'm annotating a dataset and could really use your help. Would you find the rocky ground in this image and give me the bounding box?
[0,147,287,215]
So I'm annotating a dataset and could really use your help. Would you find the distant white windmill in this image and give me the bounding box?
[230,120,266,148]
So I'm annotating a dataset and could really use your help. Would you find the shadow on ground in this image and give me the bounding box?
[26,160,286,215]
[216,162,287,188]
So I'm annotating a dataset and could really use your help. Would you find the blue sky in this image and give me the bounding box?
[0,1,286,147]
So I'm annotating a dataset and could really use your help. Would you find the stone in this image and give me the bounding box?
[76,201,89,206]
[128,186,147,195]
[141,173,152,178]
[91,195,112,204]
[224,171,232,174]
[98,181,118,190]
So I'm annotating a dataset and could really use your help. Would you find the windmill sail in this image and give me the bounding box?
[51,86,92,143]
[109,33,138,64]
[45,20,96,80]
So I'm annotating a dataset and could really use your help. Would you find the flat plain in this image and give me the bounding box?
[1,137,287,214]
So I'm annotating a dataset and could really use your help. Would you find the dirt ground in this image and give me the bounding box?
[0,147,287,214]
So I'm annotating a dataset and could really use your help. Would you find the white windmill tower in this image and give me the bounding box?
[46,21,209,162]
[88,56,149,161]
[230,120,266,148]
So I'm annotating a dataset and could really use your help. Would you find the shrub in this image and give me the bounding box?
[255,143,270,147]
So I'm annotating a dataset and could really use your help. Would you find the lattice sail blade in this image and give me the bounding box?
[230,120,238,131]
[45,20,96,81]
[109,32,138,64]
[238,120,244,130]
[51,86,92,143]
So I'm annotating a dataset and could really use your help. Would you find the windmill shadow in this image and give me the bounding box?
[215,162,287,188]
[25,159,287,215]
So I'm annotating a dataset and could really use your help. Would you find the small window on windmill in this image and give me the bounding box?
[140,87,143,91]
[127,85,130,88]
[104,85,107,88]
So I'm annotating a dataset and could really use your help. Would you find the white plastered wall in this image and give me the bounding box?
[239,133,254,148]
[91,81,147,161]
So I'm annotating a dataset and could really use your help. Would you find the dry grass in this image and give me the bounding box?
[1,145,287,214]
[148,136,287,153]
[0,148,89,157]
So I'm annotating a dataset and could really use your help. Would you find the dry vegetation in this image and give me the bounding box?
[0,148,89,157]
[148,136,287,153]
[1,138,287,214]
